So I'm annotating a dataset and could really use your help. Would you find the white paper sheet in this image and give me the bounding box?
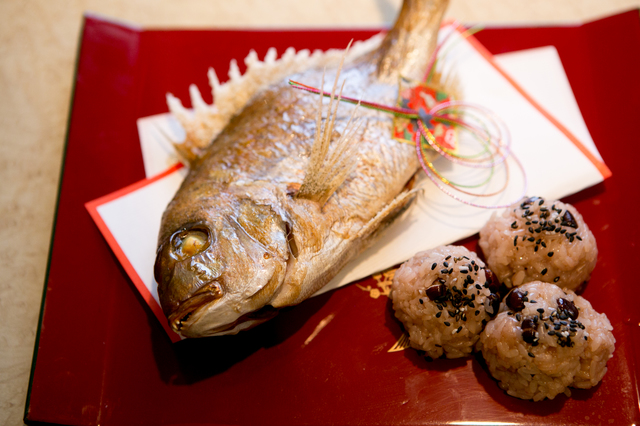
[94,32,608,315]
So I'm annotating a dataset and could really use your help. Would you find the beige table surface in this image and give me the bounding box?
[2,1,639,424]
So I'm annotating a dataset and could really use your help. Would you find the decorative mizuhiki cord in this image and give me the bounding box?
[290,23,527,208]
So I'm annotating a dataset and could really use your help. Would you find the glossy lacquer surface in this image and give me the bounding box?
[26,11,640,426]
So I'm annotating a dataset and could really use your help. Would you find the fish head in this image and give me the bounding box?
[154,195,290,337]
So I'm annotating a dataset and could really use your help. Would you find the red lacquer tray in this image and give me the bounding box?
[26,10,640,426]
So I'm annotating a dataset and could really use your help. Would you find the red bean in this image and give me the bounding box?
[557,298,579,320]
[426,280,447,301]
[521,316,538,330]
[522,329,538,344]
[506,289,526,311]
[485,293,500,316]
[484,268,500,294]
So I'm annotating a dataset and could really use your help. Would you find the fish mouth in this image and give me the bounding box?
[168,281,223,333]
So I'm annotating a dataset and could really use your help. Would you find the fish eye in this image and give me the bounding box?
[171,227,210,261]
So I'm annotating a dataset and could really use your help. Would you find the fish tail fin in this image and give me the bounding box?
[375,0,450,83]
[296,44,362,206]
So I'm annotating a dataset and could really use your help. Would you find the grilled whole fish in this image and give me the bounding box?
[154,0,450,337]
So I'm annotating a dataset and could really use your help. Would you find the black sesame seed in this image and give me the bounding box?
[541,242,547,248]
[443,261,449,267]
[514,236,518,246]
[516,313,522,321]
[548,330,556,336]
[541,268,548,275]
[475,310,480,316]
[554,277,560,283]
[436,312,442,318]
[431,263,437,270]
[576,236,583,241]
[528,237,535,242]
[511,221,518,229]
[537,308,544,314]
[456,326,463,333]
[528,352,535,358]
[444,321,451,326]
[534,246,539,252]
[419,299,424,304]
[548,252,554,257]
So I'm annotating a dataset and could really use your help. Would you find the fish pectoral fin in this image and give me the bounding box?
[295,119,361,206]
[356,187,418,242]
[296,47,362,207]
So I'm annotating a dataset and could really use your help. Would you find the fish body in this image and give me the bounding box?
[155,0,450,337]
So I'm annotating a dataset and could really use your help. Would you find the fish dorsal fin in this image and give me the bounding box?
[296,52,362,207]
[375,0,450,83]
[165,37,383,166]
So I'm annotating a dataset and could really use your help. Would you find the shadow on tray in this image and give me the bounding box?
[149,290,333,384]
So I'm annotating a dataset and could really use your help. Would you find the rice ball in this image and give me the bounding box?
[477,281,615,401]
[391,245,500,359]
[479,196,598,290]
